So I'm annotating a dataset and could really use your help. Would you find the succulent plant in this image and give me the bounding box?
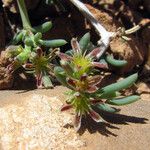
[54,33,140,131]
[7,0,67,88]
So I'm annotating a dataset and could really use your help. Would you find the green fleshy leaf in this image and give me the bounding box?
[106,55,127,67]
[12,31,24,44]
[7,45,23,57]
[65,49,73,56]
[54,66,69,87]
[106,95,140,106]
[99,91,120,99]
[34,32,42,42]
[32,21,52,33]
[79,32,90,53]
[24,37,34,47]
[97,73,138,96]
[42,75,53,88]
[39,39,67,47]
[16,46,31,63]
[96,103,119,113]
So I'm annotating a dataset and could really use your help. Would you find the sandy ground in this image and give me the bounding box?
[0,86,150,150]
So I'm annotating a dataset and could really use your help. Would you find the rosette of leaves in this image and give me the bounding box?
[7,0,67,88]
[54,33,140,131]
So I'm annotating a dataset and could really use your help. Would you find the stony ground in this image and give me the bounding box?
[0,86,150,150]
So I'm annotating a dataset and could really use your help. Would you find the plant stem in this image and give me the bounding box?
[17,0,31,29]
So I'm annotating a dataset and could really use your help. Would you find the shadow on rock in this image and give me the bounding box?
[79,111,148,136]
[79,117,119,137]
[100,111,148,125]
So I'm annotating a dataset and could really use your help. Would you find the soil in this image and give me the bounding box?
[0,48,14,90]
[86,4,147,74]
[0,14,5,52]
[2,0,40,13]
[0,86,150,150]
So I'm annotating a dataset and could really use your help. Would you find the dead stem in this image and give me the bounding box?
[69,0,115,58]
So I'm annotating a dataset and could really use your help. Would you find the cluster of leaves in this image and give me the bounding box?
[54,33,140,131]
[7,0,140,131]
[7,0,67,88]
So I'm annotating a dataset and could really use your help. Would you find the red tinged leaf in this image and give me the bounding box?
[61,104,73,111]
[86,85,98,93]
[92,62,108,69]
[36,73,42,88]
[88,75,102,86]
[23,63,34,69]
[74,113,82,131]
[89,109,104,122]
[57,52,72,61]
[66,78,76,88]
[71,38,81,53]
[87,47,102,59]
[80,73,88,81]
[90,99,103,104]
[36,47,43,57]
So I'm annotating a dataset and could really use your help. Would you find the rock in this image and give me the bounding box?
[0,87,150,150]
[86,4,118,32]
[0,46,15,90]
[0,93,85,149]
[2,0,40,13]
[86,4,147,74]
[110,36,146,74]
[0,67,13,90]
[137,82,150,92]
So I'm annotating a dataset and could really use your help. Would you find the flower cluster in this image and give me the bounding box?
[7,0,67,88]
[54,33,139,131]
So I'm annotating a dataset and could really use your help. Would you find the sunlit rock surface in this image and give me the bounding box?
[0,94,85,150]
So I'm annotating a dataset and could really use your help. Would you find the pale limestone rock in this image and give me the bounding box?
[0,94,85,150]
